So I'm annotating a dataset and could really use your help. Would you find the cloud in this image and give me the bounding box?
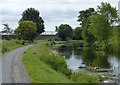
[0,0,119,31]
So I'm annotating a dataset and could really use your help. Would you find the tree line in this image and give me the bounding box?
[56,2,119,52]
[1,2,119,52]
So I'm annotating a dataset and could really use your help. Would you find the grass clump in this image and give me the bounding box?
[71,72,101,83]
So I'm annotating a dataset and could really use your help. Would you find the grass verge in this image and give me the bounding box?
[1,39,38,57]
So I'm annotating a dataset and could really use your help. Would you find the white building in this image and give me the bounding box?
[40,31,57,36]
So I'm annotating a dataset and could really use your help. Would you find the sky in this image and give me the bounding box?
[0,0,119,31]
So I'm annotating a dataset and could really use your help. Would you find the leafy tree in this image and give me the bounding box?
[78,8,95,46]
[90,14,110,49]
[57,24,73,41]
[1,24,13,34]
[97,2,117,24]
[73,27,82,40]
[20,8,45,34]
[14,21,36,42]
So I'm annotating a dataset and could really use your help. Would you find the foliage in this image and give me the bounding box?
[78,8,95,46]
[109,26,120,53]
[95,2,117,49]
[20,8,45,34]
[90,14,111,49]
[97,2,117,24]
[57,24,73,41]
[78,8,95,25]
[0,24,13,34]
[14,21,36,42]
[73,27,82,40]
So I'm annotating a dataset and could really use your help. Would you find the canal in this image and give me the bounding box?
[52,42,120,75]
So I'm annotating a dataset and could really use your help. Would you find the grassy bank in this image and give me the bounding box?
[1,39,38,56]
[23,41,101,83]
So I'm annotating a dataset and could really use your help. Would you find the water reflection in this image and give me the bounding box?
[53,42,120,74]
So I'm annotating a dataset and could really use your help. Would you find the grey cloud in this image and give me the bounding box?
[0,0,118,31]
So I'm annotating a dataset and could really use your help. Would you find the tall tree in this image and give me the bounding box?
[20,8,45,34]
[78,8,95,46]
[90,14,110,49]
[57,24,73,41]
[14,21,36,42]
[1,24,13,34]
[97,2,117,24]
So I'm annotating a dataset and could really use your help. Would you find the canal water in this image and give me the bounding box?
[52,42,120,75]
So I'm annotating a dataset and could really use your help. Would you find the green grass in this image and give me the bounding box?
[53,40,83,44]
[23,48,73,83]
[23,41,101,83]
[1,39,38,57]
[71,72,101,83]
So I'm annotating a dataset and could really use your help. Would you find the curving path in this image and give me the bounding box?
[1,44,35,83]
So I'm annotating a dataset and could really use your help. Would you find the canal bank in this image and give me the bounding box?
[22,41,101,83]
[52,41,120,83]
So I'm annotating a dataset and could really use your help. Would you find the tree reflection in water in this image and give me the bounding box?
[53,42,120,71]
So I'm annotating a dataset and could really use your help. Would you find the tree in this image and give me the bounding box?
[0,24,13,34]
[90,14,110,49]
[97,2,117,24]
[14,21,36,42]
[73,27,82,40]
[78,8,95,46]
[57,24,73,41]
[20,8,45,34]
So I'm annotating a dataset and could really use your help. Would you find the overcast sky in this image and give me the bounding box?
[0,0,119,31]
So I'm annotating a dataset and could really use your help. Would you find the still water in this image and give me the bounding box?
[53,42,120,75]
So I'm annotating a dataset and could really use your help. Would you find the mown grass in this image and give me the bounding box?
[23,41,101,83]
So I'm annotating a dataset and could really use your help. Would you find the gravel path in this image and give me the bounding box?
[1,45,35,83]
